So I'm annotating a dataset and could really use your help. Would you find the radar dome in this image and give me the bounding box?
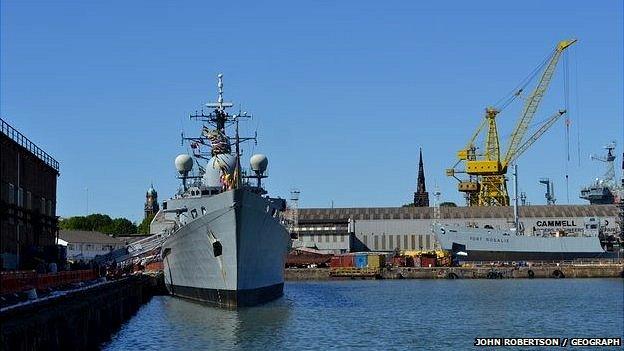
[202,154,237,187]
[250,154,268,173]
[175,154,193,174]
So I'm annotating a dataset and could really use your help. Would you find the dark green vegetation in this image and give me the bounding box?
[402,201,457,207]
[60,214,138,236]
[440,202,457,207]
[137,213,155,235]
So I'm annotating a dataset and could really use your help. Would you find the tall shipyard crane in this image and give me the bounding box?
[446,39,577,206]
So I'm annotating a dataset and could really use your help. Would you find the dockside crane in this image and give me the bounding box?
[446,39,577,206]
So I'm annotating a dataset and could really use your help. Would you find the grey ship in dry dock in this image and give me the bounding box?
[432,166,620,261]
[156,74,291,307]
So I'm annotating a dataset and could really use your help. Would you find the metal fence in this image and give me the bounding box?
[0,117,60,173]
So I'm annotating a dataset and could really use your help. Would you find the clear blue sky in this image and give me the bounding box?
[2,1,623,222]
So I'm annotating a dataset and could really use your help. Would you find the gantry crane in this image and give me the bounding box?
[446,39,577,206]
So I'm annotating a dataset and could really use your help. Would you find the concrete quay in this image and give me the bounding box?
[0,273,166,351]
[285,263,624,281]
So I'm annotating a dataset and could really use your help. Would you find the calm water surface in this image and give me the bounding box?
[102,279,623,350]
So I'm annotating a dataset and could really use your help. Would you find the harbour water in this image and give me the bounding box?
[102,279,623,350]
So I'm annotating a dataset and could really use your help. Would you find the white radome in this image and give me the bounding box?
[175,154,193,173]
[250,154,268,173]
[203,154,237,187]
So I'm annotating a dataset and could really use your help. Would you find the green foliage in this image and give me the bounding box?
[60,213,137,236]
[138,213,156,234]
[402,203,415,207]
[440,202,457,207]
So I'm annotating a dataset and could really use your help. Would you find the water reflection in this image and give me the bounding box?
[103,295,291,350]
[103,280,624,350]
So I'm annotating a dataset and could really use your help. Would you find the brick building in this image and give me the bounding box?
[0,117,60,270]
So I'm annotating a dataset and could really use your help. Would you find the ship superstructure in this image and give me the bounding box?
[580,142,622,205]
[155,74,291,307]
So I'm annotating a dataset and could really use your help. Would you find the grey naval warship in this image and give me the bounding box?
[432,166,619,261]
[156,74,291,307]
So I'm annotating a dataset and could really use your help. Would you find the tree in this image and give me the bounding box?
[60,213,137,236]
[138,213,155,234]
[440,202,457,207]
[101,218,137,236]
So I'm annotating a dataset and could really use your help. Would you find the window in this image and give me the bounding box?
[7,183,15,204]
[41,197,46,213]
[47,200,53,216]
[26,191,32,209]
[17,187,23,207]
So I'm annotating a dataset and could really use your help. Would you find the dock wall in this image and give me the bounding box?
[0,274,165,351]
[285,265,624,280]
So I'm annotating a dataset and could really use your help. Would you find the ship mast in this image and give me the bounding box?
[512,164,520,234]
[181,74,256,190]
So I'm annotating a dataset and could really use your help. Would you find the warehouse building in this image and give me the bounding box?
[297,205,619,254]
[0,117,60,270]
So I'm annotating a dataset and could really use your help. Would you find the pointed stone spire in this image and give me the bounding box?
[414,148,430,207]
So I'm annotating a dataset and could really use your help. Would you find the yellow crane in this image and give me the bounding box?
[446,39,577,206]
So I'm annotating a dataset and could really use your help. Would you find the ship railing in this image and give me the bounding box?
[0,117,60,173]
[463,258,624,268]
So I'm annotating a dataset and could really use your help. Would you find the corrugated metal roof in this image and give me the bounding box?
[59,230,123,244]
[299,205,618,221]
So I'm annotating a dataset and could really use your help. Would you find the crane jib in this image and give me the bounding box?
[447,39,577,207]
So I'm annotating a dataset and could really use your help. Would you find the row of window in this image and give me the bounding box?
[299,226,345,231]
[306,234,347,243]
[1,182,53,215]
[67,244,117,251]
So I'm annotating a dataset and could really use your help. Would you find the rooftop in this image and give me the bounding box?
[59,230,123,244]
[0,117,60,173]
[299,204,619,221]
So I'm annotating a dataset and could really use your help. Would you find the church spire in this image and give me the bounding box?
[414,148,430,207]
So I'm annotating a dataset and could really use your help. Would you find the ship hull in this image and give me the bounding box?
[162,189,290,308]
[454,249,618,261]
[432,223,617,261]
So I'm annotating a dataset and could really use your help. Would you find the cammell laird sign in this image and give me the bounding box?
[535,220,577,227]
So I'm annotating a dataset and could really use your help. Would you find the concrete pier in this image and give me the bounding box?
[285,264,624,281]
[0,273,165,351]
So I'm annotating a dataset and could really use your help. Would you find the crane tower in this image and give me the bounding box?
[446,39,576,206]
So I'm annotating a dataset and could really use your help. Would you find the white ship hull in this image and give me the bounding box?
[432,223,616,261]
[161,189,291,307]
